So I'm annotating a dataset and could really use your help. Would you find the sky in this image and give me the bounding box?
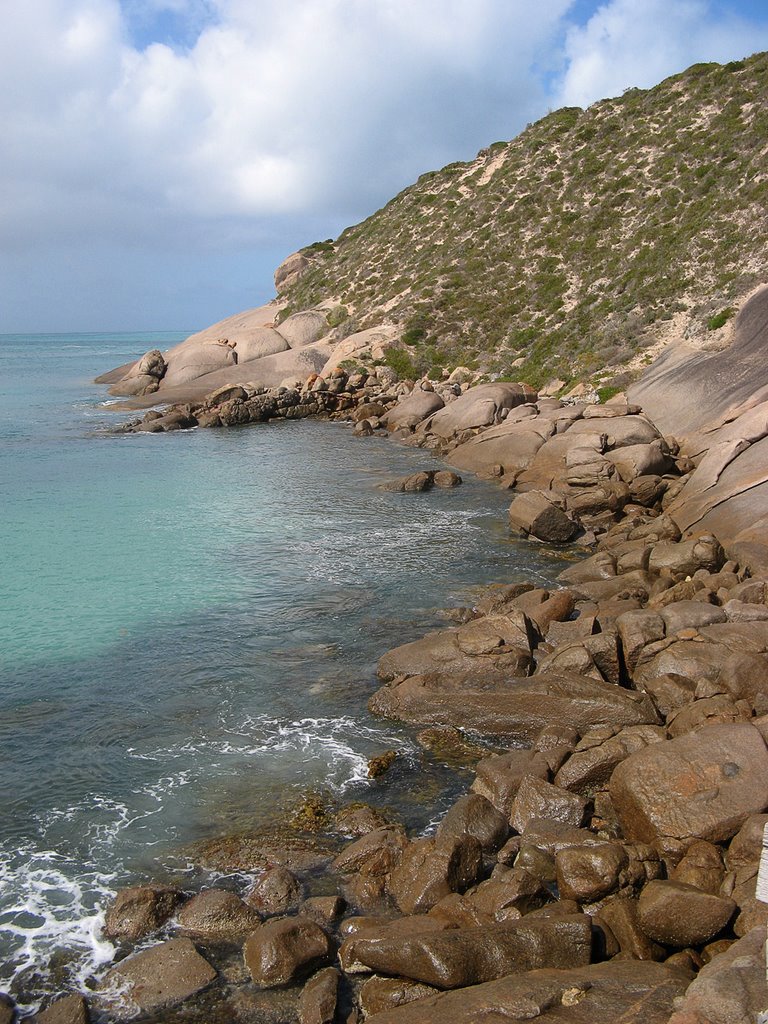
[2,0,768,333]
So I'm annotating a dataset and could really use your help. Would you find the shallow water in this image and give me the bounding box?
[0,333,572,1006]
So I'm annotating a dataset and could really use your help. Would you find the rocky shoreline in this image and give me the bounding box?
[7,364,766,1023]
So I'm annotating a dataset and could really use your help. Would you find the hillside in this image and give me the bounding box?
[279,52,768,388]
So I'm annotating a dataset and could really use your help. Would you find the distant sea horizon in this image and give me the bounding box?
[0,331,569,1009]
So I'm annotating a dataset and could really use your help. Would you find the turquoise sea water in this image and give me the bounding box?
[0,333,570,1006]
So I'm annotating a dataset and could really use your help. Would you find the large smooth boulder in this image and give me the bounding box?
[637,880,736,947]
[361,960,690,1024]
[349,915,592,989]
[245,867,303,916]
[276,310,327,349]
[609,722,768,850]
[99,938,216,1018]
[421,383,535,439]
[243,916,333,988]
[382,392,445,430]
[177,888,263,940]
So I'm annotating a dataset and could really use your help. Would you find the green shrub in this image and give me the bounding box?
[707,307,735,330]
[384,349,419,380]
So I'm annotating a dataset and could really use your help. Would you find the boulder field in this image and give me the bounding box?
[51,282,768,1023]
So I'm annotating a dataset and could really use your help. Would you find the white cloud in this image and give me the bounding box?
[556,0,768,108]
[0,0,570,253]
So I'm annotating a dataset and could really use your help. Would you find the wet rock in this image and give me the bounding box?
[370,670,659,743]
[357,960,690,1024]
[30,994,89,1024]
[177,888,263,940]
[349,915,592,989]
[194,829,337,873]
[616,609,666,673]
[637,880,736,947]
[243,916,333,988]
[671,840,725,895]
[416,726,491,767]
[368,750,398,778]
[433,470,462,487]
[466,868,551,921]
[383,471,435,492]
[509,490,579,543]
[595,895,665,961]
[103,883,183,941]
[554,724,667,796]
[297,967,339,1024]
[668,925,767,1024]
[435,793,509,853]
[246,867,303,916]
[388,835,483,914]
[359,975,439,1016]
[555,842,628,903]
[609,722,768,852]
[100,937,216,1018]
[333,803,392,836]
[300,896,346,928]
[332,827,408,877]
[510,776,589,833]
[0,995,13,1024]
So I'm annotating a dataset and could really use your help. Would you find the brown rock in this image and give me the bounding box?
[31,995,89,1024]
[433,470,462,488]
[359,975,439,1016]
[648,535,725,579]
[332,827,407,877]
[509,490,579,543]
[298,967,339,1024]
[350,915,593,989]
[610,722,768,852]
[726,812,768,869]
[177,888,262,940]
[388,835,483,914]
[672,840,725,895]
[596,896,665,960]
[555,843,628,903]
[668,925,767,1024]
[554,724,666,796]
[637,880,736,947]
[466,868,550,921]
[103,884,183,941]
[371,670,659,743]
[243,916,333,988]
[358,960,690,1024]
[510,776,589,834]
[367,750,398,778]
[435,793,509,853]
[471,750,551,817]
[300,896,346,927]
[99,938,216,1017]
[0,995,13,1024]
[246,867,303,916]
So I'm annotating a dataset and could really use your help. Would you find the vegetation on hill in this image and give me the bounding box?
[280,53,768,387]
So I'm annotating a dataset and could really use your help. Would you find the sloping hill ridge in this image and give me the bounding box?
[280,52,768,387]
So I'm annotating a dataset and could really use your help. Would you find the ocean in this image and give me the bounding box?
[0,332,571,1007]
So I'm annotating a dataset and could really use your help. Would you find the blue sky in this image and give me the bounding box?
[2,0,767,333]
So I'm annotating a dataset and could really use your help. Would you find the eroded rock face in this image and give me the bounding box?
[243,916,333,988]
[509,490,579,543]
[609,722,768,851]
